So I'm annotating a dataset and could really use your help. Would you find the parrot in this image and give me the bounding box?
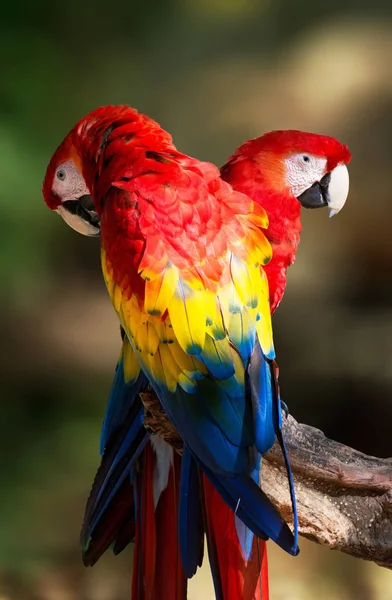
[42,105,351,600]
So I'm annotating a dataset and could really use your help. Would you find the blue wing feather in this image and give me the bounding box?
[179,445,204,577]
[247,338,276,455]
[150,378,249,476]
[201,461,298,555]
[82,334,150,564]
[100,348,148,454]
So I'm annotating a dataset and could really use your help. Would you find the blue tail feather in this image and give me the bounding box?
[178,446,204,577]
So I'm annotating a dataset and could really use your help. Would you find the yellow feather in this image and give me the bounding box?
[168,281,207,354]
[227,308,253,352]
[255,315,274,358]
[113,283,123,313]
[147,320,160,354]
[217,282,242,329]
[145,266,179,316]
[205,291,217,325]
[133,319,147,352]
[203,333,234,375]
[104,276,115,300]
[157,344,179,393]
[254,273,274,357]
[230,255,259,309]
[122,336,141,382]
[239,200,268,226]
[152,318,166,341]
[168,339,207,378]
[246,227,272,266]
[145,349,180,392]
[133,318,160,355]
[123,295,142,344]
[101,250,116,298]
[205,294,226,340]
[215,348,245,394]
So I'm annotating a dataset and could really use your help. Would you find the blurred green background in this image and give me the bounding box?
[1,0,391,598]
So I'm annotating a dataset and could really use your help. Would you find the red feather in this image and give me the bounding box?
[132,443,156,600]
[132,443,187,600]
[153,452,187,600]
[202,475,269,600]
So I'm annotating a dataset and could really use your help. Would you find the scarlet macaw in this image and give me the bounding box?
[42,105,350,600]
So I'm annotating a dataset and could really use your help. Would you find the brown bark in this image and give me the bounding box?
[142,388,392,569]
[263,414,392,569]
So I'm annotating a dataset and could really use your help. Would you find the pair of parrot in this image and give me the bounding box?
[42,104,351,600]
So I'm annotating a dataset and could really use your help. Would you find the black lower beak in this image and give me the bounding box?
[63,196,101,231]
[297,172,331,209]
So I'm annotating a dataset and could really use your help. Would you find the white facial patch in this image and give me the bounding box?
[52,160,89,201]
[284,153,328,197]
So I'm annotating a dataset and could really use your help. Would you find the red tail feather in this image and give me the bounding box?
[132,443,187,600]
[153,451,187,600]
[132,443,156,600]
[202,475,269,600]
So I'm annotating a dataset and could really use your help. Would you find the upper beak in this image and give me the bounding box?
[57,195,100,237]
[297,163,349,217]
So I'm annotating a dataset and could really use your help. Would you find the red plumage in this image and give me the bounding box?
[42,105,351,600]
[132,444,187,600]
[203,475,269,600]
[222,130,350,312]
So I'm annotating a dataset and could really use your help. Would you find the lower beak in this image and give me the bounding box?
[297,163,349,218]
[57,195,100,237]
[297,173,330,211]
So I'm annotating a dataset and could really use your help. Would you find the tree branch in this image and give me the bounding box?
[142,388,392,568]
[263,414,392,569]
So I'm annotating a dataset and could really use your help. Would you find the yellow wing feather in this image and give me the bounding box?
[144,265,179,316]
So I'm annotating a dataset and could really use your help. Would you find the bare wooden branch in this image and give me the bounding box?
[263,414,392,569]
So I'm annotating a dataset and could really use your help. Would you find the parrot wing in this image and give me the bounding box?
[100,328,149,455]
[81,333,149,564]
[100,164,298,556]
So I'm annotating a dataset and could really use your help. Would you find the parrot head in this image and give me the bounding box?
[42,131,100,236]
[42,104,172,237]
[223,129,351,218]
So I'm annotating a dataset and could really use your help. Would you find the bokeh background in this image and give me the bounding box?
[1,1,392,598]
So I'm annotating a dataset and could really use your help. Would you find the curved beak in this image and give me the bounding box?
[56,195,100,237]
[297,163,349,217]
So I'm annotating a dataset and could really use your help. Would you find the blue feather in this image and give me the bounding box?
[100,354,148,454]
[272,363,299,553]
[199,336,235,380]
[196,378,253,448]
[88,407,148,536]
[179,446,204,577]
[247,338,276,454]
[201,461,298,555]
[228,309,256,364]
[149,378,250,476]
[234,456,260,559]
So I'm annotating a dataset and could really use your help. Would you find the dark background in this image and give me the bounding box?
[1,1,391,598]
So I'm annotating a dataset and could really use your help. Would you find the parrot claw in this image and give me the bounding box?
[280,400,289,419]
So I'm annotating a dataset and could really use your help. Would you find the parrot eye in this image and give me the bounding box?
[302,155,310,163]
[56,168,66,181]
